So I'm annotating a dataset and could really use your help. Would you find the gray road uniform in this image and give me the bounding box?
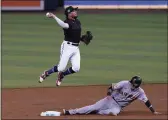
[40,76,159,116]
[68,81,148,116]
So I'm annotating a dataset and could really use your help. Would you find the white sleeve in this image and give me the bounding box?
[138,89,148,103]
[53,16,69,29]
[113,81,127,90]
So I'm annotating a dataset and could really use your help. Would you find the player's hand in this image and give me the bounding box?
[46,12,56,18]
[153,111,162,115]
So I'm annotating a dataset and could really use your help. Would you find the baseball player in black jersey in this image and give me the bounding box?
[39,6,93,86]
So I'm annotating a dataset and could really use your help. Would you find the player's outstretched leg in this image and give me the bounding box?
[39,65,58,83]
[98,108,120,116]
[62,97,109,115]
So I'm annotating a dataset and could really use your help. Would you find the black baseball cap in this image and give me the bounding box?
[64,6,78,16]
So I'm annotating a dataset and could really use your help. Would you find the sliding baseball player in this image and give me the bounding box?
[40,76,161,116]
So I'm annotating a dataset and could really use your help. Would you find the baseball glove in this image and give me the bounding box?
[80,31,93,45]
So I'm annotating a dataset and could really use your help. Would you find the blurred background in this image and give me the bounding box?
[1,0,167,88]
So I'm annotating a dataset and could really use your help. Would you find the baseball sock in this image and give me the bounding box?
[47,65,58,75]
[63,67,75,76]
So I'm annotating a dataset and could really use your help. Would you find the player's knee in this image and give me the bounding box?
[109,109,120,116]
[57,65,66,72]
[109,112,118,116]
[72,66,80,72]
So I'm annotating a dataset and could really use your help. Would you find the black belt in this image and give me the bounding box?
[112,97,120,106]
[67,42,79,46]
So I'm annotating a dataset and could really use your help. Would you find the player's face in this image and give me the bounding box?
[69,10,78,19]
[131,83,140,90]
[131,85,136,90]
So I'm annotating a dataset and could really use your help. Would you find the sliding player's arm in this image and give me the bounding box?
[138,89,161,115]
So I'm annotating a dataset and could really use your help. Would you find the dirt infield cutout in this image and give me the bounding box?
[2,84,167,119]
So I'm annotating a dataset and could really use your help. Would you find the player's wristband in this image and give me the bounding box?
[149,106,155,113]
[145,100,155,113]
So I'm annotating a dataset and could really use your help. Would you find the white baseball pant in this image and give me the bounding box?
[68,96,121,116]
[57,41,80,72]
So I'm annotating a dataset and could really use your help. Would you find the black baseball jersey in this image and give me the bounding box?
[63,19,81,43]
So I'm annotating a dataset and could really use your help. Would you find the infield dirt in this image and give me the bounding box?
[2,84,167,119]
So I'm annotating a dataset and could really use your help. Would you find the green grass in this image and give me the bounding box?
[2,12,167,88]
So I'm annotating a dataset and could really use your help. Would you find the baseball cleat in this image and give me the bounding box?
[56,72,64,86]
[39,70,49,83]
[63,109,70,115]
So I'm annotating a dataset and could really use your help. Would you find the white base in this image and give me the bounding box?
[40,111,61,116]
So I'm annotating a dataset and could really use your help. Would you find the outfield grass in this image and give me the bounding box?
[2,12,167,88]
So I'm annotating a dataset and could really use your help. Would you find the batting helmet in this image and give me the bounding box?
[64,6,78,17]
[130,76,142,88]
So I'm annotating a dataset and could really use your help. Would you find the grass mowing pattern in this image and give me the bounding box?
[2,13,167,88]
